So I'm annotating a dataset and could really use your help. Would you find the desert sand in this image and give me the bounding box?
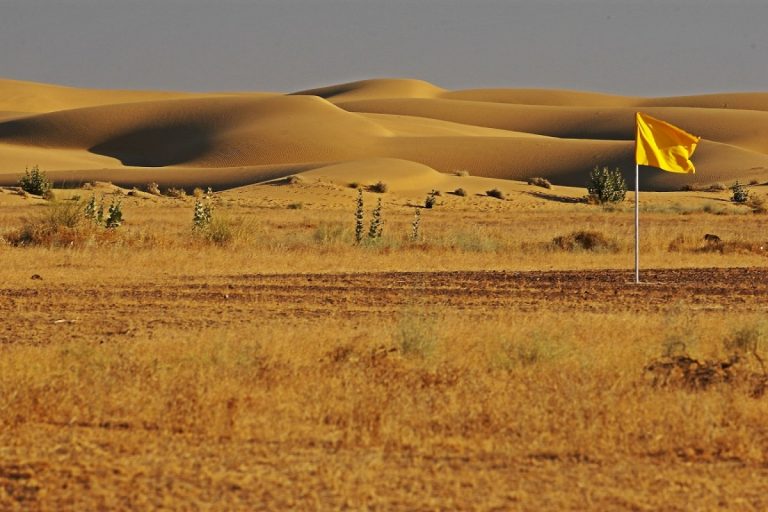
[1,77,767,192]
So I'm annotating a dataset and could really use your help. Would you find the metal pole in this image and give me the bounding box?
[635,163,640,284]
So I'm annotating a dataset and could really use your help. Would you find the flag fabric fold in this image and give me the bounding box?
[635,112,700,173]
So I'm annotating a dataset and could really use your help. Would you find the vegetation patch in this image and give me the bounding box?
[645,325,768,397]
[368,181,388,193]
[527,177,552,189]
[18,165,52,196]
[587,166,626,204]
[551,230,619,252]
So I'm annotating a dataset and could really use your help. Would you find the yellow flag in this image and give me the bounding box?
[635,113,700,173]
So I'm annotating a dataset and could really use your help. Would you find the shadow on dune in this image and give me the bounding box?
[89,125,211,167]
[527,191,586,204]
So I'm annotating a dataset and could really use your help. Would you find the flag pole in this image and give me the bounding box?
[635,162,640,284]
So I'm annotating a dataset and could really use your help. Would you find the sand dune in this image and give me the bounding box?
[0,77,766,192]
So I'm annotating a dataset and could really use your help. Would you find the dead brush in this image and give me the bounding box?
[645,325,768,397]
[551,230,619,252]
[644,353,740,390]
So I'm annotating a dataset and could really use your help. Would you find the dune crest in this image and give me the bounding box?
[0,77,766,192]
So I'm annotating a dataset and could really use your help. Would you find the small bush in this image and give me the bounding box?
[146,182,161,195]
[6,201,91,247]
[18,165,52,196]
[204,218,235,246]
[453,188,467,197]
[396,314,437,359]
[410,208,421,242]
[749,179,760,186]
[731,181,750,203]
[313,222,348,244]
[587,166,626,204]
[747,193,767,214]
[105,200,123,229]
[551,230,619,252]
[724,324,763,356]
[424,190,439,208]
[527,177,552,189]
[166,187,187,199]
[354,188,365,244]
[193,187,205,199]
[348,182,360,189]
[486,189,505,199]
[368,199,383,240]
[287,202,303,210]
[193,188,214,230]
[455,170,470,177]
[368,181,388,193]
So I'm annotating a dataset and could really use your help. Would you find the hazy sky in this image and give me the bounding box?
[1,0,766,95]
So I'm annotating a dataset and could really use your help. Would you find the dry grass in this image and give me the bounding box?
[2,184,768,509]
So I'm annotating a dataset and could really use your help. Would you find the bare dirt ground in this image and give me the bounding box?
[4,268,768,347]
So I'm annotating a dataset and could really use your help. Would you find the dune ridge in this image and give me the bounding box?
[0,77,766,191]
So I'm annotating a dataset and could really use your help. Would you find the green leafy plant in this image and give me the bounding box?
[424,189,439,209]
[354,188,365,244]
[368,198,383,240]
[105,199,123,229]
[410,208,422,242]
[731,181,750,203]
[193,188,214,230]
[587,166,627,204]
[83,195,101,224]
[18,165,52,196]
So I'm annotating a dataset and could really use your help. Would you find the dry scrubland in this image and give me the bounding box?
[2,77,768,509]
[1,180,768,510]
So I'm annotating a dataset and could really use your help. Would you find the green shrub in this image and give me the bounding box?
[105,199,123,229]
[587,166,627,204]
[193,188,214,230]
[424,189,439,208]
[368,198,383,240]
[18,165,52,196]
[354,188,365,244]
[731,181,749,203]
[410,208,422,242]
